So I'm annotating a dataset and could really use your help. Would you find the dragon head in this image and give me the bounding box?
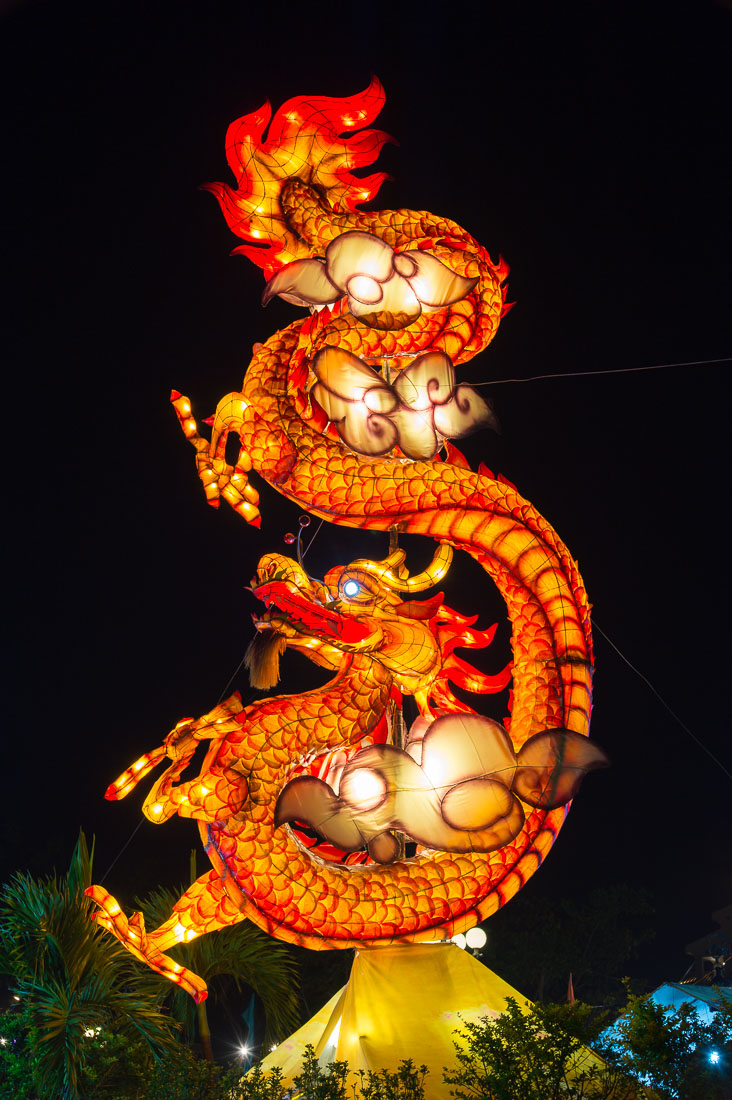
[249,543,456,696]
[248,541,511,717]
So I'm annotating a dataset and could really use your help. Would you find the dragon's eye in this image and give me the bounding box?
[343,580,361,598]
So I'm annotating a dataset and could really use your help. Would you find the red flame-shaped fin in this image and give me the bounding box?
[203,76,393,278]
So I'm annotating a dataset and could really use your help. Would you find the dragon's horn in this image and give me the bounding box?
[382,548,409,578]
[353,544,453,592]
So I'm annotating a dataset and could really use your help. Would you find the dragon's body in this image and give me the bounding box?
[88,79,600,1004]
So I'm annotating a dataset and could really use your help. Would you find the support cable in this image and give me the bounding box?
[593,619,732,784]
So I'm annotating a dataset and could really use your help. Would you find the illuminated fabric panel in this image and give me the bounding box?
[87,81,600,1006]
[258,944,607,1100]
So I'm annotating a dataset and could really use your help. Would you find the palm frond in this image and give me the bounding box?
[140,885,301,1043]
[1,831,179,1100]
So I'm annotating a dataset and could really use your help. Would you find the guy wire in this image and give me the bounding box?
[476,355,730,387]
[593,619,732,784]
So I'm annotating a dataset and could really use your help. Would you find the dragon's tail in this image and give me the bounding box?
[202,76,393,278]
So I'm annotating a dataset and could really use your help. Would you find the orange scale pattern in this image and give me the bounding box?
[87,81,597,1001]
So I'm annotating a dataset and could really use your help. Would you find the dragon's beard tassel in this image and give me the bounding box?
[246,631,287,689]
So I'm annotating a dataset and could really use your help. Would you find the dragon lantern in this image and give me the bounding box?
[88,77,606,1006]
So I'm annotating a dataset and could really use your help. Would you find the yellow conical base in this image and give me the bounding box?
[260,943,553,1100]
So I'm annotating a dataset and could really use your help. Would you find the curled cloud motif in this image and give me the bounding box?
[262,230,479,331]
[311,346,497,459]
[275,714,607,864]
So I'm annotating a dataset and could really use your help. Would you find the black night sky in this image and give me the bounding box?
[2,0,731,996]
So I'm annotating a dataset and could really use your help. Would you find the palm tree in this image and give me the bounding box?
[140,883,300,1062]
[0,832,176,1100]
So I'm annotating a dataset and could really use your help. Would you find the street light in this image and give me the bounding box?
[466,927,487,950]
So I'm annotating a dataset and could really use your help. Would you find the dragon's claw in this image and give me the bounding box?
[171,390,261,525]
[85,886,209,1003]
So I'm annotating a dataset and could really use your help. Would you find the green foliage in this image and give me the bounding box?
[1,1009,278,1100]
[0,1003,160,1100]
[139,885,300,1046]
[291,1045,428,1100]
[0,1005,40,1099]
[479,884,654,1005]
[131,1044,249,1099]
[80,1028,156,1098]
[444,990,732,1100]
[293,1044,351,1100]
[0,835,301,1097]
[444,998,640,1100]
[597,987,732,1099]
[237,1061,285,1100]
[354,1058,429,1100]
[0,832,177,1100]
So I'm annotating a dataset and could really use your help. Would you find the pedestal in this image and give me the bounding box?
[260,942,531,1100]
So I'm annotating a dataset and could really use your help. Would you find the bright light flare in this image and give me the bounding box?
[340,767,386,811]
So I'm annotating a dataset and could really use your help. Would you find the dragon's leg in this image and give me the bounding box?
[106,695,247,819]
[142,760,248,824]
[87,871,246,1004]
[170,390,261,526]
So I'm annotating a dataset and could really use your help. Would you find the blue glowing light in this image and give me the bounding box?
[710,1050,720,1065]
[343,580,360,598]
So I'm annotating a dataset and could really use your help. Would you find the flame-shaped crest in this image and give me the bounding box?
[203,76,393,277]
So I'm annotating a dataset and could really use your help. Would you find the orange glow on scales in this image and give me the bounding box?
[87,79,605,1003]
